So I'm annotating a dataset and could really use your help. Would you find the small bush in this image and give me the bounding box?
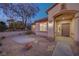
[0,43,2,46]
[0,36,5,40]
[25,30,33,35]
[0,51,2,54]
[0,21,7,32]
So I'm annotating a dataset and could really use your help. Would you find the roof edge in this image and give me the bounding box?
[32,17,48,24]
[46,3,59,13]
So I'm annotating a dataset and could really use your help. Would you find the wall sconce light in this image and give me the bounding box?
[57,24,61,32]
[62,17,65,20]
[48,20,53,27]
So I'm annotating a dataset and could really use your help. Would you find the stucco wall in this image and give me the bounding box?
[48,19,54,38]
[34,23,40,32]
[48,3,79,41]
[35,32,48,37]
[74,13,79,42]
[34,22,48,37]
[66,3,79,11]
[48,4,61,39]
[70,18,75,39]
[48,4,61,17]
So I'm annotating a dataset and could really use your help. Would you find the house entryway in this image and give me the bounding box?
[55,21,73,44]
[54,10,76,45]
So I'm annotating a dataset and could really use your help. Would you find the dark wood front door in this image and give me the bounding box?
[62,23,70,37]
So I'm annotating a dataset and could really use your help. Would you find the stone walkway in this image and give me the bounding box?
[0,35,55,56]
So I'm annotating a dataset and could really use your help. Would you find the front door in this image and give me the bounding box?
[62,23,70,37]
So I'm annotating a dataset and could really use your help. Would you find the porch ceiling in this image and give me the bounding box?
[54,10,77,21]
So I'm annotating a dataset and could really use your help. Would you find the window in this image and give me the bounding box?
[32,25,35,31]
[40,22,48,31]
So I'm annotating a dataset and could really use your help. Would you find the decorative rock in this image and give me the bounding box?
[47,45,55,51]
[0,43,2,46]
[0,51,2,54]
[24,43,32,50]
[1,52,7,56]
[0,36,5,40]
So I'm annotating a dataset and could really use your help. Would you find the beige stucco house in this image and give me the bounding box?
[32,17,48,37]
[32,3,79,45]
[47,3,79,44]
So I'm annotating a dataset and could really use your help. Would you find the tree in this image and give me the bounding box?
[0,3,39,27]
[8,20,25,31]
[14,21,25,30]
[7,18,15,31]
[0,21,7,32]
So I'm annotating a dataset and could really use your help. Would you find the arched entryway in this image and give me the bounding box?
[54,10,77,44]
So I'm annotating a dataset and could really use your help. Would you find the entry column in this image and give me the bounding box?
[74,12,79,44]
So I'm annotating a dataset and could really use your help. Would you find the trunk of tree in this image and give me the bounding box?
[25,19,27,27]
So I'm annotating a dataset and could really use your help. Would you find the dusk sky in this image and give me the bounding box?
[0,3,53,23]
[30,3,52,23]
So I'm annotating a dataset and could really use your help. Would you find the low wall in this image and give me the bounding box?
[0,31,26,37]
[35,31,48,37]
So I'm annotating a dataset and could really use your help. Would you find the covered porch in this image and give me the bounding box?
[54,10,77,45]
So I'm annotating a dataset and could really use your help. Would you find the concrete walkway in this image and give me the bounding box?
[0,35,55,56]
[0,32,74,56]
[11,35,35,44]
[52,41,74,56]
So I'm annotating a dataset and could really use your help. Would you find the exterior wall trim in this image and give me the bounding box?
[46,3,59,13]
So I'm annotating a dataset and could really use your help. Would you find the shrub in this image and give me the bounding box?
[0,43,2,46]
[0,21,7,32]
[25,30,33,35]
[0,36,5,40]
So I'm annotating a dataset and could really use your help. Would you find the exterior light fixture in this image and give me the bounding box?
[62,17,65,20]
[48,20,53,27]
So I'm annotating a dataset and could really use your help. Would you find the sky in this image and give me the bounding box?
[0,3,52,24]
[0,9,8,22]
[29,3,52,23]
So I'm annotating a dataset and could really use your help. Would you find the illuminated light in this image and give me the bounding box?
[62,17,65,20]
[40,22,48,31]
[48,21,53,27]
[57,24,61,32]
[32,25,35,31]
[32,25,35,29]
